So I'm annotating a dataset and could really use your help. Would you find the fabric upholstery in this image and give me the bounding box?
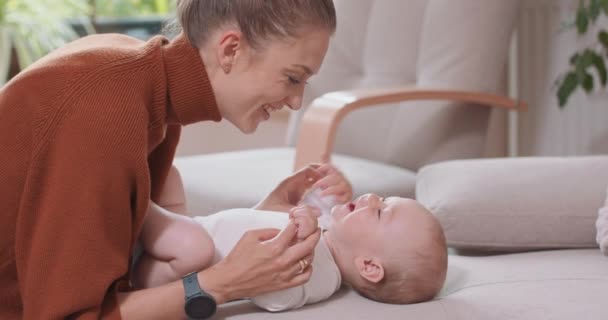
[416,156,608,250]
[287,0,519,171]
[209,249,608,320]
[174,149,416,216]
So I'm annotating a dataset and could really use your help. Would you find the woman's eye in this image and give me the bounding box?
[287,76,309,86]
[287,76,301,85]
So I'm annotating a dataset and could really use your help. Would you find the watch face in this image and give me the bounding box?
[186,295,216,319]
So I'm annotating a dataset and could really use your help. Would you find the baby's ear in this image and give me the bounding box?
[354,256,385,284]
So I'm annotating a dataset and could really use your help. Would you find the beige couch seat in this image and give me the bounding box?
[174,149,416,216]
[213,249,607,320]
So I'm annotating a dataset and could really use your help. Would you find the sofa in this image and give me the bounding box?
[174,0,522,217]
[175,156,608,319]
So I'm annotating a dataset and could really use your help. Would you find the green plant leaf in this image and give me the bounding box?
[591,51,608,86]
[602,0,608,15]
[576,0,589,34]
[0,0,6,23]
[600,30,608,51]
[155,0,169,15]
[0,27,11,85]
[557,0,608,109]
[570,52,580,65]
[576,49,595,82]
[558,72,579,108]
[95,0,173,17]
[582,72,594,92]
[591,0,602,21]
[1,0,92,76]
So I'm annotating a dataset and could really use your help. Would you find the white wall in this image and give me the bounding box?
[516,0,608,156]
[175,110,290,156]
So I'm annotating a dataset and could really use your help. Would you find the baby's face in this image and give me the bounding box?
[326,194,431,256]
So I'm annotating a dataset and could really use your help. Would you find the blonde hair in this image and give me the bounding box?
[354,219,448,304]
[176,0,337,49]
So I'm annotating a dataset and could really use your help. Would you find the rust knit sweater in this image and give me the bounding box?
[0,33,221,319]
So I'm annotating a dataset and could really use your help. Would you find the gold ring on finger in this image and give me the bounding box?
[298,259,309,273]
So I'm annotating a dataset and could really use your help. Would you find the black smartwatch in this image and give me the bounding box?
[183,272,217,319]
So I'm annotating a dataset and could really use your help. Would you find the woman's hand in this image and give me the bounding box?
[254,165,324,212]
[198,222,321,303]
[289,205,321,240]
[312,164,353,204]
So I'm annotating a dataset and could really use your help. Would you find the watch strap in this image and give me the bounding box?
[183,272,202,298]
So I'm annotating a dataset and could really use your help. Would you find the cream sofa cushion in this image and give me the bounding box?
[416,156,608,250]
[174,149,416,216]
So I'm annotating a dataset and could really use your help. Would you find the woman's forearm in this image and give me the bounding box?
[118,268,228,320]
[118,222,319,318]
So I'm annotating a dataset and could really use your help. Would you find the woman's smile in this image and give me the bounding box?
[261,104,285,121]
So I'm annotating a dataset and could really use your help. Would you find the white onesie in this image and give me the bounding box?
[194,209,342,311]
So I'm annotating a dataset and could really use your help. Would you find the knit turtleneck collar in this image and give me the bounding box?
[162,33,222,125]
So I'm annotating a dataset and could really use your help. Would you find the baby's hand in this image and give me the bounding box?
[312,164,353,204]
[289,205,320,241]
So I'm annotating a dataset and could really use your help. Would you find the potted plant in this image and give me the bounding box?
[556,0,608,108]
[0,0,93,85]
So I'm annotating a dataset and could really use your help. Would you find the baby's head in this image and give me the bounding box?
[324,193,447,304]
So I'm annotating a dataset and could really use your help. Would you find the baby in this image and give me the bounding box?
[133,165,448,310]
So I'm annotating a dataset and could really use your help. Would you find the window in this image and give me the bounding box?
[92,0,174,18]
[88,0,176,40]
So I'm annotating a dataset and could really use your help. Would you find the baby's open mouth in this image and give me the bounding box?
[348,202,355,212]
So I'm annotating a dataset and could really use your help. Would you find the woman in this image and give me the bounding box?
[0,0,336,319]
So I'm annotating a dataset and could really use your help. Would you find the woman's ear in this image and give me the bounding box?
[354,256,385,284]
[216,30,243,74]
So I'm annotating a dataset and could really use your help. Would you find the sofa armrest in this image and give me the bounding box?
[293,86,527,170]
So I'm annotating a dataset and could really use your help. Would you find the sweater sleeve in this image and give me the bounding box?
[15,105,149,319]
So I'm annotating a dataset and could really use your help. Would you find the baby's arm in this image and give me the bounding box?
[132,166,215,288]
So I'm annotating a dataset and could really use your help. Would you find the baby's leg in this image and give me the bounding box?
[133,166,215,288]
[596,190,608,255]
[133,206,215,288]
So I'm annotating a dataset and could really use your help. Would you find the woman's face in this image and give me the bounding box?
[205,28,331,133]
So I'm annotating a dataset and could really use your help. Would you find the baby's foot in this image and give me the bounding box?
[596,206,608,256]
